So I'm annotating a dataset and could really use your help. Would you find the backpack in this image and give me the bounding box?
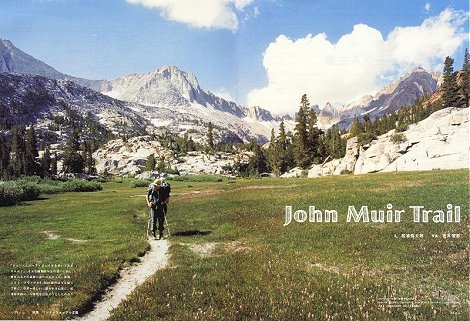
[159,182,171,202]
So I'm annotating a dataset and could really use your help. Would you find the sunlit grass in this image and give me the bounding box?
[111,169,469,321]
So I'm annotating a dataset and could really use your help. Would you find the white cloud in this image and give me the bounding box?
[424,2,431,12]
[247,9,469,114]
[212,88,235,102]
[126,0,254,31]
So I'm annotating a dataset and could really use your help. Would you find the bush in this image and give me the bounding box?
[168,175,225,182]
[38,183,64,194]
[0,182,22,206]
[395,123,409,133]
[0,181,40,206]
[62,179,103,192]
[130,179,151,188]
[16,181,41,201]
[357,132,377,146]
[391,132,407,144]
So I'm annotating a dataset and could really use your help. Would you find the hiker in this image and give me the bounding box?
[146,178,170,240]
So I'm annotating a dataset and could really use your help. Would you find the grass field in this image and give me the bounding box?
[0,170,468,320]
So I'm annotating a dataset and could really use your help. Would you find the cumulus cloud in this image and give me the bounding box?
[248,8,469,114]
[126,0,254,31]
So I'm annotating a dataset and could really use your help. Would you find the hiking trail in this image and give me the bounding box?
[74,239,169,321]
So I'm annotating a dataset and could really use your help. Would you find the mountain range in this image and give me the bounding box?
[0,38,441,143]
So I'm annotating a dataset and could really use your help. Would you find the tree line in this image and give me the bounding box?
[0,125,97,180]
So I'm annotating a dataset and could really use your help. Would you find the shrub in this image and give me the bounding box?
[0,182,22,206]
[0,181,40,206]
[38,183,64,194]
[130,179,151,188]
[168,175,224,182]
[62,179,102,192]
[15,181,41,201]
[391,132,407,144]
[357,132,377,146]
[395,123,409,133]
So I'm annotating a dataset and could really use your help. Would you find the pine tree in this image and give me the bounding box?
[267,128,281,176]
[146,153,156,171]
[349,116,362,137]
[307,107,324,164]
[461,48,470,108]
[269,128,276,148]
[362,115,372,133]
[83,142,95,174]
[248,144,268,176]
[442,56,460,108]
[10,125,26,177]
[63,129,84,173]
[0,136,10,179]
[207,122,215,151]
[24,126,39,176]
[41,147,52,176]
[293,94,310,168]
[278,121,287,151]
[50,152,58,176]
[157,156,166,172]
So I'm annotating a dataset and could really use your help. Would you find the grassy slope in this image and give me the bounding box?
[111,170,469,321]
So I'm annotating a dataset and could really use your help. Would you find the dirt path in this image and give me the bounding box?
[74,239,169,321]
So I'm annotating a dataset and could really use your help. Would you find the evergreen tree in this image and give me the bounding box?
[278,121,287,151]
[50,152,58,176]
[10,125,26,177]
[349,116,362,137]
[275,122,290,175]
[267,128,281,176]
[157,156,166,172]
[207,122,215,151]
[24,126,39,176]
[0,136,10,179]
[461,48,470,108]
[63,129,84,173]
[83,142,95,174]
[248,144,268,176]
[41,147,52,176]
[362,115,372,133]
[146,153,156,171]
[293,94,310,168]
[325,125,346,159]
[306,107,325,164]
[269,128,276,148]
[441,56,460,108]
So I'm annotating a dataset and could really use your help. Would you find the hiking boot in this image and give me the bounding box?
[159,232,164,240]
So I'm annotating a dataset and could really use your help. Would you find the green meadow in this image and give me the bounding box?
[0,170,468,320]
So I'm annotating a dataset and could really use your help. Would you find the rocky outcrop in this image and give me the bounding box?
[309,108,469,177]
[93,136,251,176]
[93,136,172,176]
[280,167,304,178]
[175,151,250,175]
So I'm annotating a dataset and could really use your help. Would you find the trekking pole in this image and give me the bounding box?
[163,207,171,237]
[146,209,151,240]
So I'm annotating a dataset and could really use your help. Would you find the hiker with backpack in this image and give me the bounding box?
[146,178,171,240]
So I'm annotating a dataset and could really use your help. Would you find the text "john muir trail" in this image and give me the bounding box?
[283,204,461,226]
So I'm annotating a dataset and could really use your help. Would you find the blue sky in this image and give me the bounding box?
[1,0,468,114]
